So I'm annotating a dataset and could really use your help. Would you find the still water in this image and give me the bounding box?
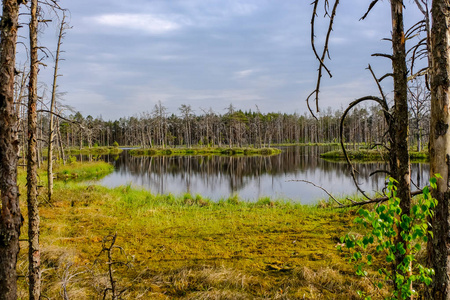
[95,146,429,204]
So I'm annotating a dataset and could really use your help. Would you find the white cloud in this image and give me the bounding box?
[92,13,185,34]
[234,69,256,78]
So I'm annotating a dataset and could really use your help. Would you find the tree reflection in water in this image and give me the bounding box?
[94,146,429,204]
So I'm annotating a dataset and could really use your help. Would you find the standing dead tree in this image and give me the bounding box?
[48,12,68,203]
[27,0,41,298]
[0,0,25,299]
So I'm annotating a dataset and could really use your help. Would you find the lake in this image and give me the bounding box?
[95,146,430,204]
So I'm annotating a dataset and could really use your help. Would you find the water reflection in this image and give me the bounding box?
[95,146,430,204]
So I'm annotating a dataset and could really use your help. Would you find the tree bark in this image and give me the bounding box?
[0,0,22,299]
[27,0,41,298]
[390,0,412,294]
[428,0,450,298]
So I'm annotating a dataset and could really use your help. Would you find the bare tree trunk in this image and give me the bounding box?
[48,14,66,203]
[390,1,412,294]
[0,1,23,299]
[56,117,66,165]
[27,0,41,298]
[428,0,450,298]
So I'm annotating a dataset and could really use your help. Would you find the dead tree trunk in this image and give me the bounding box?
[390,1,412,287]
[0,1,23,299]
[48,14,66,203]
[427,0,450,298]
[27,0,41,298]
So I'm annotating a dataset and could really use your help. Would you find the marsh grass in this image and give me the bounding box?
[65,146,123,155]
[129,146,282,156]
[16,162,387,299]
[51,161,114,180]
[320,149,429,162]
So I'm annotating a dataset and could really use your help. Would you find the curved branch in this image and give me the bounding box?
[369,170,391,177]
[360,0,380,20]
[372,53,394,60]
[310,0,333,79]
[367,65,389,111]
[405,20,426,38]
[288,179,343,206]
[378,73,394,82]
[340,96,388,200]
[371,143,390,152]
[408,67,429,82]
[36,109,83,127]
[306,90,319,120]
[309,0,340,113]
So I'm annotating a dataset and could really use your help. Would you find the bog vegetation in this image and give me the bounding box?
[2,0,450,299]
[15,162,387,299]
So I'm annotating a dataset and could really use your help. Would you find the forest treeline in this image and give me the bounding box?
[34,82,428,155]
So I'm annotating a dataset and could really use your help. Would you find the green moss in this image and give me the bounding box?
[16,162,387,299]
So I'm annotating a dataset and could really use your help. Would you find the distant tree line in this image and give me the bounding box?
[48,90,428,152]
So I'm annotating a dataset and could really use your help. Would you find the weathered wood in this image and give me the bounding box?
[27,0,41,298]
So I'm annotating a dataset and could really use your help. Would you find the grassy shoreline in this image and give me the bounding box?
[320,149,429,161]
[53,161,114,180]
[129,146,282,156]
[15,160,389,299]
[65,146,123,155]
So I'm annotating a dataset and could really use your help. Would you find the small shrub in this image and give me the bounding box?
[340,177,437,299]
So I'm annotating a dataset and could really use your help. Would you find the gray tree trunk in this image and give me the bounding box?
[27,0,41,298]
[48,14,66,203]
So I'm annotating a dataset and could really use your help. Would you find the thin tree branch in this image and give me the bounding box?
[288,179,343,206]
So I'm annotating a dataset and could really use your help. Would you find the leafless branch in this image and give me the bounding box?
[308,0,339,115]
[378,73,394,82]
[343,190,423,208]
[360,0,380,20]
[288,179,343,206]
[371,53,393,60]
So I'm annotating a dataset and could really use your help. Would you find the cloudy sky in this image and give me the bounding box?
[19,0,425,120]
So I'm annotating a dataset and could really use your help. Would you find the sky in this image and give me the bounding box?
[17,0,426,120]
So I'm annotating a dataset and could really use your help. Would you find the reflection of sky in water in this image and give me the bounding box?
[97,147,430,204]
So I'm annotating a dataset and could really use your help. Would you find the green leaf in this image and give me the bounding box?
[386,253,395,262]
[412,205,419,215]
